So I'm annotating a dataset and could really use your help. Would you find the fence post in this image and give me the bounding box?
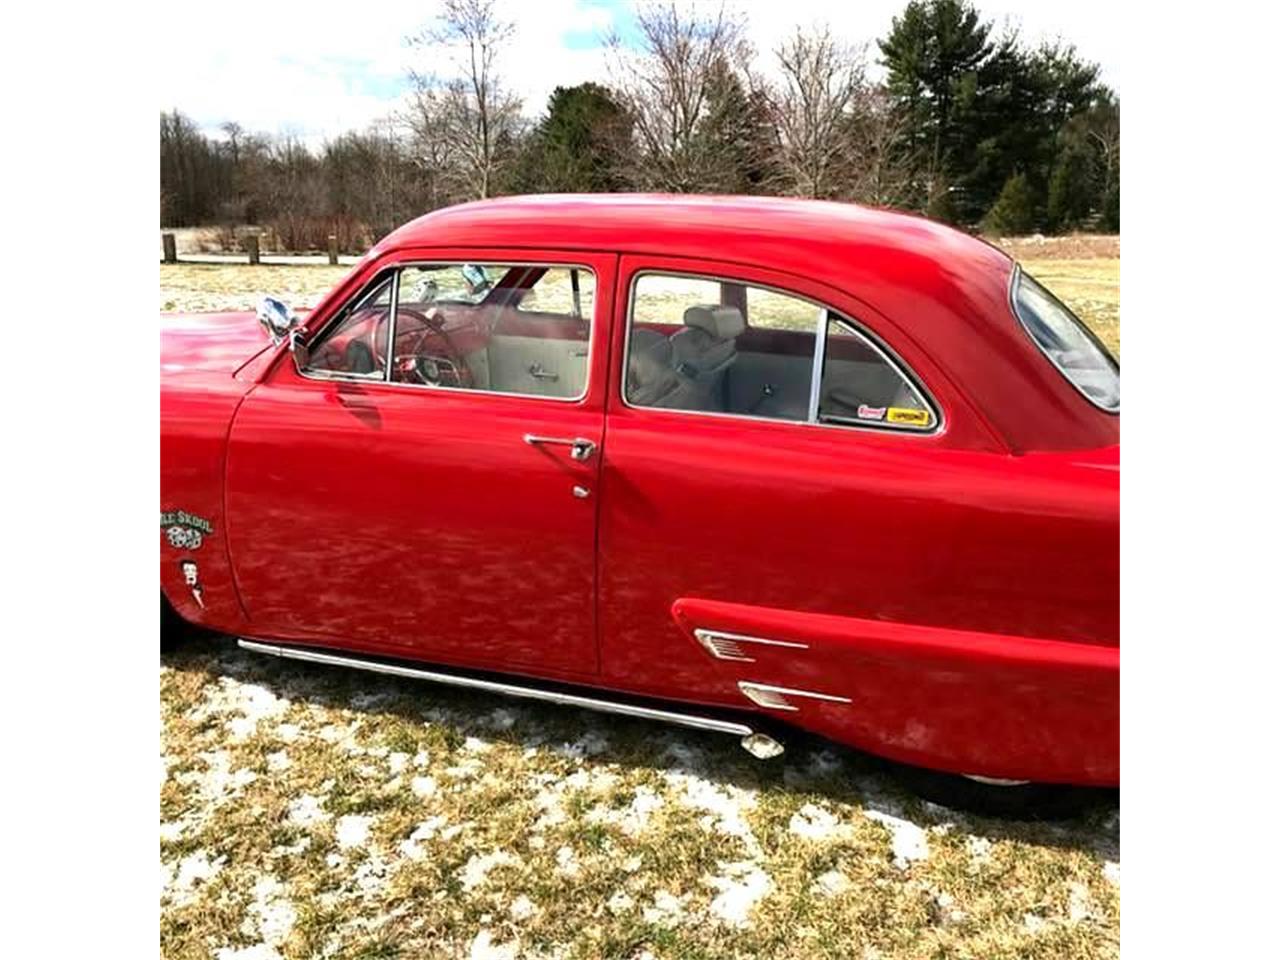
[162,233,177,264]
[328,234,338,265]
[246,234,260,265]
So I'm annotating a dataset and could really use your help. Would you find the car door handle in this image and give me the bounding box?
[527,363,559,381]
[523,434,596,462]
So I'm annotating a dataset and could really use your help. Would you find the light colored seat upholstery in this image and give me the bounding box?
[668,304,745,411]
[627,328,681,406]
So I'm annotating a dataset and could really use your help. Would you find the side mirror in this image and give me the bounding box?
[256,296,297,343]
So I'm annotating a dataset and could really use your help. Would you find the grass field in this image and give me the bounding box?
[160,236,1120,960]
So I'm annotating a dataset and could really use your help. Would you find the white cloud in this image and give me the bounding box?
[160,0,1118,145]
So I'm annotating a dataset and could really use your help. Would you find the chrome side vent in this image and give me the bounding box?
[693,628,808,663]
[738,681,852,712]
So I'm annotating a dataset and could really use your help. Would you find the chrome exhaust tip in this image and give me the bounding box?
[739,732,785,760]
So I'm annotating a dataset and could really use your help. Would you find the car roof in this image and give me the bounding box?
[377,193,1012,281]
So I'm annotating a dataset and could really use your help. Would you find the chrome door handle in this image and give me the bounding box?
[523,434,597,462]
[527,364,560,381]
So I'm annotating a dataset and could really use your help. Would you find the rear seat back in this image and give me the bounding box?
[668,304,745,411]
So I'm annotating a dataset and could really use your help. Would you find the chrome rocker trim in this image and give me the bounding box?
[238,639,784,757]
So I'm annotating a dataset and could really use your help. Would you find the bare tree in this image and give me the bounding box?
[606,1,752,192]
[769,27,867,199]
[844,87,922,209]
[405,0,522,200]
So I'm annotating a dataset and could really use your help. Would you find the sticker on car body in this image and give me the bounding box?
[162,509,213,551]
[886,407,931,426]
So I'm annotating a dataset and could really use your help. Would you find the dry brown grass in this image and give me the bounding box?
[162,639,1119,960]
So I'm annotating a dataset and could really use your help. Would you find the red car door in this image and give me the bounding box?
[597,254,1118,783]
[224,250,615,679]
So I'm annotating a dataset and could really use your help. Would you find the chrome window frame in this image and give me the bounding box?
[1009,264,1119,414]
[297,260,598,404]
[621,269,942,435]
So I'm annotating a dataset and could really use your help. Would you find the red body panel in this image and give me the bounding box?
[160,195,1119,786]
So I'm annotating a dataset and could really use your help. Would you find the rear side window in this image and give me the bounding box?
[1013,268,1119,412]
[624,271,937,432]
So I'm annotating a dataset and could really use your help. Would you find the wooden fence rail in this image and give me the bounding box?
[161,231,352,266]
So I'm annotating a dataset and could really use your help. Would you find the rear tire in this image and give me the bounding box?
[892,764,1099,820]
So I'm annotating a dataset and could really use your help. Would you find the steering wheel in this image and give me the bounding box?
[393,305,472,387]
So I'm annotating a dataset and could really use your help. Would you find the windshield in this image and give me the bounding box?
[1012,268,1119,412]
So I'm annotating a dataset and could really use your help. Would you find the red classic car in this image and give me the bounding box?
[161,194,1118,812]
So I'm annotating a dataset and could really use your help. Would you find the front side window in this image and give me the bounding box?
[303,263,594,401]
[303,274,394,378]
[625,271,937,432]
[1012,268,1119,412]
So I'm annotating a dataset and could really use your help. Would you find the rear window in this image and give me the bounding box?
[1012,268,1119,412]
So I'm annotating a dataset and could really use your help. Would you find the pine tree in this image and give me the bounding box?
[981,172,1036,235]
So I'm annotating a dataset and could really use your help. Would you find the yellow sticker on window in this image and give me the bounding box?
[887,407,931,426]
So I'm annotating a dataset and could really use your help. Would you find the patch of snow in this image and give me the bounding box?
[1103,861,1120,886]
[814,870,850,897]
[460,850,519,891]
[554,845,580,878]
[166,850,226,906]
[1067,882,1092,922]
[1023,912,1048,934]
[247,876,296,947]
[214,946,281,960]
[177,750,258,806]
[665,770,760,855]
[266,750,291,772]
[469,930,518,960]
[410,775,438,798]
[413,750,431,767]
[864,809,929,869]
[286,794,330,829]
[398,816,449,859]
[705,860,772,928]
[788,803,845,840]
[642,890,690,927]
[509,895,538,921]
[335,814,374,850]
[387,752,410,774]
[445,757,485,779]
[622,855,642,872]
[606,891,635,914]
[275,723,300,743]
[464,735,492,753]
[966,836,993,865]
[159,820,185,843]
[586,785,663,836]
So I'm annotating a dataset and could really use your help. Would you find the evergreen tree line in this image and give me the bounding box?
[160,0,1119,249]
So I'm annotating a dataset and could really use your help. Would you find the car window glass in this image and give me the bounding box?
[626,270,937,432]
[389,263,593,400]
[1013,270,1119,411]
[818,316,936,430]
[626,273,816,422]
[303,274,394,378]
[515,267,595,318]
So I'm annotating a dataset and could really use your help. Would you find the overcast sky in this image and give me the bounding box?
[163,0,1121,146]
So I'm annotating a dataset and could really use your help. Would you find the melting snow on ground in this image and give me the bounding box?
[864,809,930,868]
[705,860,772,927]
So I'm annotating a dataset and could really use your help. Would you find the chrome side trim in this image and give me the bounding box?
[806,308,831,422]
[693,628,808,663]
[238,639,755,739]
[962,774,1031,787]
[738,680,852,712]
